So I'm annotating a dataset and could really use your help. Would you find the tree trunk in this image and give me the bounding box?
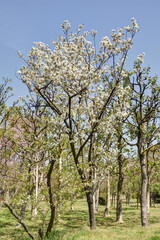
[137,191,140,209]
[104,171,110,217]
[126,193,128,205]
[146,177,150,215]
[58,153,62,219]
[94,187,99,213]
[31,163,39,219]
[116,135,124,223]
[126,192,130,205]
[137,79,150,227]
[116,175,123,222]
[86,190,96,229]
[70,194,74,212]
[152,194,155,208]
[140,152,149,226]
[111,193,116,209]
[45,159,56,238]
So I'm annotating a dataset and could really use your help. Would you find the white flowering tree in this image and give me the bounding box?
[128,56,160,226]
[17,19,139,229]
[0,78,14,203]
[109,81,131,223]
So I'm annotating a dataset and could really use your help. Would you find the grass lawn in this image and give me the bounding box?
[0,199,160,240]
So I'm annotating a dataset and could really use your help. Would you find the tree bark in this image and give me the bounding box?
[140,158,149,226]
[116,175,123,222]
[137,77,150,227]
[111,193,116,209]
[116,135,124,223]
[146,177,150,215]
[58,152,62,219]
[86,189,96,229]
[138,138,149,226]
[95,187,99,213]
[45,159,56,238]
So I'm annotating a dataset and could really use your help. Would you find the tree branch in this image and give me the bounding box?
[4,202,35,240]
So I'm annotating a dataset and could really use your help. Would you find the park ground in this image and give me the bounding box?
[0,199,160,240]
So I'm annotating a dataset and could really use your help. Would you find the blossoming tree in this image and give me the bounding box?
[18,18,139,229]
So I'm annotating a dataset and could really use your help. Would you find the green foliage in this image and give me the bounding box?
[150,237,160,240]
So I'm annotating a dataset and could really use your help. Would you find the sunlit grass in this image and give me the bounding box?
[0,199,160,239]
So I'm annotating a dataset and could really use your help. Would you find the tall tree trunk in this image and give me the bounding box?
[137,78,149,227]
[70,133,97,229]
[104,171,110,217]
[137,190,140,209]
[152,194,155,208]
[111,193,116,209]
[116,175,123,222]
[58,152,62,219]
[35,163,39,216]
[116,135,124,223]
[146,177,150,215]
[45,159,56,238]
[146,147,151,216]
[86,189,96,229]
[95,187,99,213]
[31,164,39,219]
[126,192,130,205]
[139,142,149,226]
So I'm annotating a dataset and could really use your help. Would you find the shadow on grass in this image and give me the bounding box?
[62,210,88,228]
[149,215,160,224]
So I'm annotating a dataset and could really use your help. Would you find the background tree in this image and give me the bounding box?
[128,57,160,226]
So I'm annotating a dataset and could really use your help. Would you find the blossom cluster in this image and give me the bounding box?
[17,18,139,160]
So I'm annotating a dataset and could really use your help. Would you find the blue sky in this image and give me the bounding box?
[1,0,160,104]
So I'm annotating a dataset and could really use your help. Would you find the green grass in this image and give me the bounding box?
[0,200,160,239]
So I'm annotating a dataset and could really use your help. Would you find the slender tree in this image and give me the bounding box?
[128,57,160,226]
